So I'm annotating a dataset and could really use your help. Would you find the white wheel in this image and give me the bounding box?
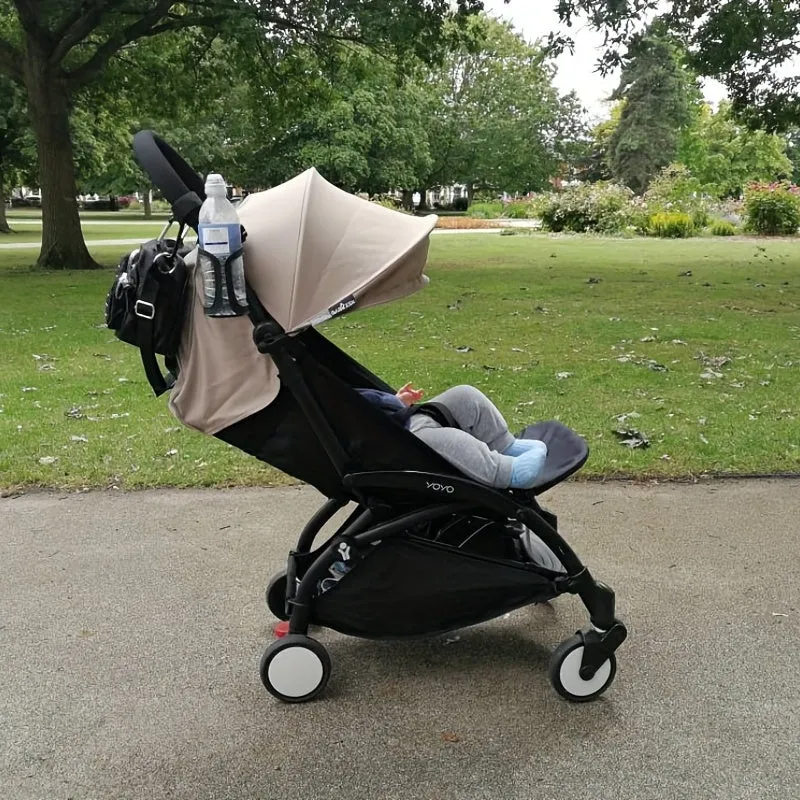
[549,634,616,702]
[260,635,331,703]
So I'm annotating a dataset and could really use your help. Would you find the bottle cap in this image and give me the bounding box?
[204,173,226,189]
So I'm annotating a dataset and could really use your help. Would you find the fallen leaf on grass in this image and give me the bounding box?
[679,270,692,277]
[648,361,668,372]
[614,429,650,449]
[700,370,723,381]
[22,387,37,392]
[65,406,84,418]
[165,449,178,457]
[586,277,601,284]
[556,371,574,380]
[455,346,474,353]
[70,435,88,443]
[613,412,641,426]
[38,456,58,465]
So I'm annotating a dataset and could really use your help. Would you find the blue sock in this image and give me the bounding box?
[509,441,548,489]
[503,438,544,457]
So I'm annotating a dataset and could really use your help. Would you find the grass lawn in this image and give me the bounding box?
[1,234,798,491]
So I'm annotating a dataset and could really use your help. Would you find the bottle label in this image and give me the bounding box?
[199,223,241,257]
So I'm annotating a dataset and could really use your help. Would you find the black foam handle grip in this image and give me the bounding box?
[132,130,205,231]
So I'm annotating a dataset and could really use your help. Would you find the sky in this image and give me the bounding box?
[482,0,728,121]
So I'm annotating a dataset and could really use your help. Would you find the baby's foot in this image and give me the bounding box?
[509,441,548,489]
[503,438,546,457]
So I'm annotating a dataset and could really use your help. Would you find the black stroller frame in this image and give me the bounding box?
[132,130,628,705]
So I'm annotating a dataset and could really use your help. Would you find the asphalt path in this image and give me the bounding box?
[1,479,798,799]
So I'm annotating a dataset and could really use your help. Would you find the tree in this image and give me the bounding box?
[678,102,792,197]
[0,73,33,233]
[550,0,800,131]
[420,15,568,201]
[0,0,481,269]
[227,44,433,195]
[607,32,698,193]
[579,103,624,184]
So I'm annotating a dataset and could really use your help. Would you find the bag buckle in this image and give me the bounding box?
[134,300,156,320]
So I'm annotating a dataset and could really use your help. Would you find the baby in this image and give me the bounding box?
[358,383,547,490]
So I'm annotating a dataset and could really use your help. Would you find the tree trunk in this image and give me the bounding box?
[24,38,99,270]
[0,165,10,234]
[401,189,414,211]
[142,189,152,218]
[467,182,475,207]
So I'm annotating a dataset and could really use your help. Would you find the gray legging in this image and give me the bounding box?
[408,385,516,488]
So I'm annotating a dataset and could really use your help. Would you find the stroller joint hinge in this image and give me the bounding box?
[253,321,288,354]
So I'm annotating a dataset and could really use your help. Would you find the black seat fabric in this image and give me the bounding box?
[518,421,589,495]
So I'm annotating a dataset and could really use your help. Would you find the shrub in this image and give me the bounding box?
[710,219,736,236]
[372,197,401,210]
[502,201,532,219]
[532,183,637,234]
[644,164,710,229]
[648,212,695,238]
[743,182,800,235]
[468,201,504,219]
[452,197,469,212]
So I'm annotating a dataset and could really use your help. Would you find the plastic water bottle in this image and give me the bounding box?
[197,173,248,316]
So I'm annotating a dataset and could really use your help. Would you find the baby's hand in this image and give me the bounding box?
[396,382,424,406]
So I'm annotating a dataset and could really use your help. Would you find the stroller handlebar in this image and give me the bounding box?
[132,130,205,231]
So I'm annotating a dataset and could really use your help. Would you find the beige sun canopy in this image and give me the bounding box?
[239,168,437,333]
[169,169,438,435]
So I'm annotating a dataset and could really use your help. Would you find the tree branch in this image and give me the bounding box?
[0,36,23,82]
[51,0,127,67]
[12,0,46,39]
[65,0,176,87]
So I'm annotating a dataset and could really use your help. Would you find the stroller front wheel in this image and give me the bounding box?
[549,633,616,702]
[260,635,331,703]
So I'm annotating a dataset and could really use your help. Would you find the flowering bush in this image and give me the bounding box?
[744,182,800,235]
[644,165,710,229]
[532,183,638,234]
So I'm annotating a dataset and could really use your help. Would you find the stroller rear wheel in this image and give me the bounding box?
[549,633,616,702]
[266,569,289,621]
[260,635,331,703]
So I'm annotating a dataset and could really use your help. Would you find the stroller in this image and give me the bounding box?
[131,131,627,704]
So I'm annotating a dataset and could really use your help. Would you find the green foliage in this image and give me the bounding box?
[678,103,792,198]
[502,201,532,219]
[420,16,575,194]
[643,164,709,228]
[647,212,695,238]
[744,183,800,235]
[552,0,800,130]
[533,183,637,234]
[710,220,736,236]
[468,201,504,219]
[607,32,699,193]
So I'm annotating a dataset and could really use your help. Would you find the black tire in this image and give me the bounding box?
[548,633,617,702]
[265,570,289,621]
[259,635,331,703]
